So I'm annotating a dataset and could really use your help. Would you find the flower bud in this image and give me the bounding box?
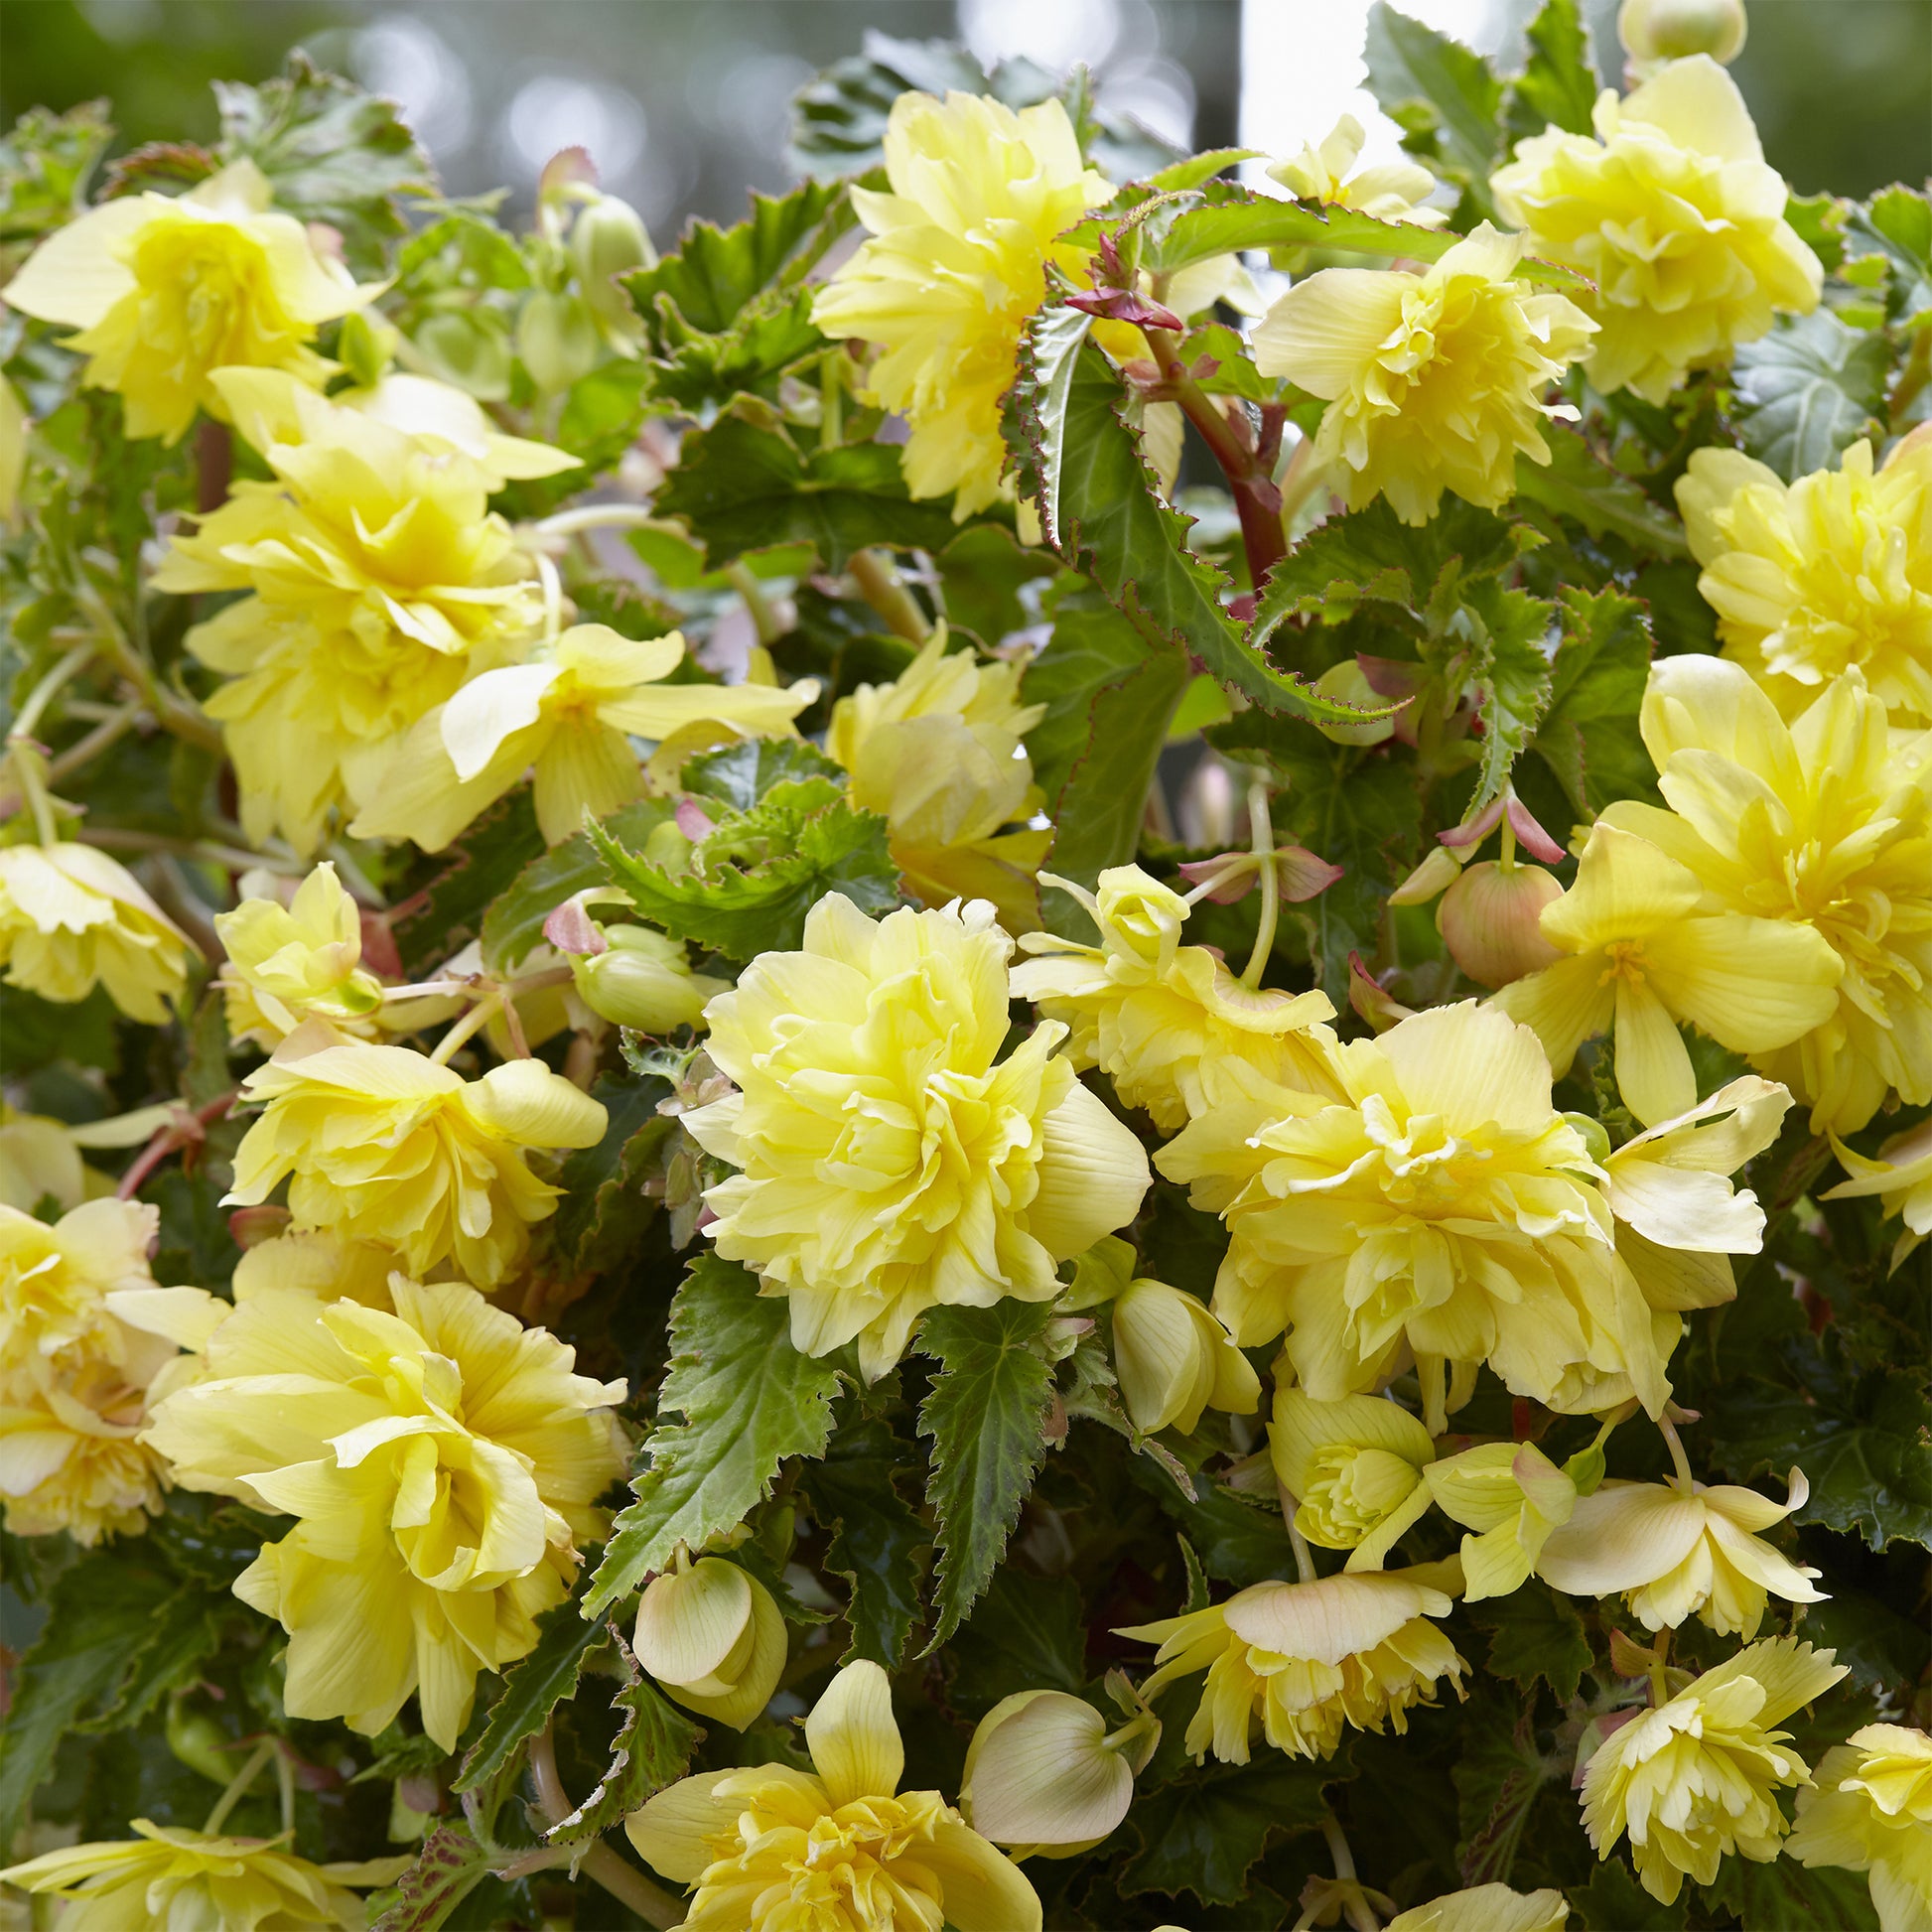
[1112,1278,1259,1436]
[337,308,398,390]
[1424,1441,1578,1601]
[1618,0,1746,65]
[571,192,654,345]
[960,1691,1138,1857]
[570,924,725,1034]
[632,1552,786,1729]
[1269,1389,1436,1571]
[1389,844,1462,906]
[1311,658,1397,747]
[412,308,512,402]
[517,290,600,397]
[1437,860,1564,988]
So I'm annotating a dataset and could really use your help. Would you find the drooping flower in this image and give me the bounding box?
[1580,1637,1847,1903]
[1158,1002,1697,1424]
[1012,864,1335,1133]
[350,623,815,851]
[1250,223,1596,524]
[216,862,386,1048]
[1268,113,1447,226]
[1538,1468,1825,1636]
[1492,821,1840,1126]
[1268,1389,1437,1572]
[1384,1885,1570,1932]
[960,1686,1156,1860]
[152,368,553,852]
[1424,1442,1579,1601]
[1597,655,1932,1134]
[1119,1571,1466,1764]
[224,1023,609,1288]
[625,1658,1041,1932]
[1824,1115,1932,1271]
[0,840,190,1023]
[1490,56,1822,403]
[0,1819,409,1931]
[632,1550,787,1729]
[1677,438,1932,724]
[685,895,1150,1380]
[142,1277,626,1749]
[827,630,1049,935]
[0,158,369,443]
[1788,1725,1932,1932]
[810,91,1113,517]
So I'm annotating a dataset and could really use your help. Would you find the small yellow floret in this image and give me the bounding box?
[216,862,385,1047]
[1825,1116,1932,1271]
[1268,113,1448,227]
[1490,57,1821,403]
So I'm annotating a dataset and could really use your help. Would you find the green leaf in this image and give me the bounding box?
[790,34,987,177]
[1453,1693,1555,1888]
[681,736,847,813]
[0,1554,181,1845]
[481,797,676,974]
[802,1415,929,1668]
[1531,585,1656,815]
[588,786,898,961]
[212,53,435,272]
[393,791,546,977]
[452,1600,611,1796]
[585,1256,843,1616]
[1731,310,1889,483]
[0,101,111,251]
[1363,1,1505,207]
[1845,185,1932,327]
[1015,296,1092,549]
[1461,578,1557,810]
[367,1826,495,1932]
[1572,1858,1690,1931]
[1704,1852,1882,1930]
[545,1634,701,1846]
[1120,1755,1339,1904]
[943,1570,1089,1717]
[546,1073,673,1286]
[656,412,959,571]
[1125,1448,1301,1589]
[917,1299,1059,1646]
[1467,1585,1592,1703]
[1505,0,1600,142]
[1513,426,1690,560]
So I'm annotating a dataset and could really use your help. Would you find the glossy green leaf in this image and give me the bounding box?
[452,1600,610,1796]
[1731,310,1889,483]
[544,1634,701,1846]
[803,1415,930,1669]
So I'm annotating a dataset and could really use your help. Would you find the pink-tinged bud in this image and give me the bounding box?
[1356,655,1425,746]
[1177,846,1340,904]
[1177,853,1255,903]
[675,797,717,841]
[1437,861,1564,989]
[228,1203,293,1249]
[543,897,608,956]
[1276,844,1344,902]
[1064,286,1185,331]
[1348,953,1414,1033]
[1438,791,1565,864]
[359,912,403,981]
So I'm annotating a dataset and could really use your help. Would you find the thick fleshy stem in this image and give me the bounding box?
[848,547,930,643]
[1240,778,1280,988]
[429,993,503,1067]
[725,561,785,648]
[1658,1414,1695,1488]
[202,1736,277,1837]
[1280,1490,1320,1586]
[117,1090,237,1201]
[528,1724,686,1928]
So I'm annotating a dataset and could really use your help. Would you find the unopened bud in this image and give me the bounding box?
[570,923,724,1033]
[1112,1278,1259,1436]
[572,193,654,344]
[1389,844,1462,907]
[1311,658,1398,747]
[633,1552,786,1729]
[960,1691,1140,1857]
[1618,0,1746,66]
[1347,952,1414,1033]
[1437,861,1564,989]
[228,1203,293,1249]
[338,309,398,390]
[516,290,599,397]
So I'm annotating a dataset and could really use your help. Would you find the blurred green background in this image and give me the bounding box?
[1,0,1924,242]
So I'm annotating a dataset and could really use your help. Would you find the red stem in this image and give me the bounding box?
[117,1090,237,1200]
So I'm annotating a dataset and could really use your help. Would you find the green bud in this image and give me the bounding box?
[337,308,398,390]
[516,290,600,397]
[1618,0,1747,64]
[570,923,723,1033]
[571,193,653,343]
[1311,658,1397,747]
[165,1699,233,1786]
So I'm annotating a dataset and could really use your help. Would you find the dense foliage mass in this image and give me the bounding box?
[0,5,1928,1928]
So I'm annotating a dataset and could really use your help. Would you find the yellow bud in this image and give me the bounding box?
[517,290,599,397]
[1311,659,1397,747]
[960,1691,1136,1857]
[1618,0,1747,64]
[1436,861,1564,988]
[1389,844,1463,906]
[1112,1278,1260,1436]
[632,1553,786,1730]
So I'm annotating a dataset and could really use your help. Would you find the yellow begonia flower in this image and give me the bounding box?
[1789,1724,1932,1932]
[961,1688,1150,1859]
[0,158,370,443]
[143,1278,626,1749]
[1491,57,1822,404]
[1425,1442,1578,1601]
[1110,1275,1260,1437]
[632,1551,787,1730]
[1825,1115,1932,1270]
[1539,1468,1825,1636]
[350,623,816,851]
[1268,113,1449,227]
[224,1024,609,1288]
[1385,1884,1570,1932]
[1678,438,1932,724]
[1012,864,1335,1133]
[1250,223,1596,525]
[332,369,581,485]
[1581,1636,1847,1904]
[810,91,1113,518]
[0,1197,160,1383]
[828,630,1049,936]
[685,895,1150,1380]
[215,862,385,1048]
[1598,655,1932,1134]
[1120,1571,1466,1765]
[1158,1002,1699,1424]
[1600,1075,1791,1312]
[0,1106,92,1212]
[626,1658,1041,1932]
[152,369,551,854]
[0,1819,409,1930]
[1492,821,1840,1127]
[0,840,190,1023]
[1269,1389,1437,1572]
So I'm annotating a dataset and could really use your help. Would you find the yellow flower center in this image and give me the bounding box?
[1597,938,1650,987]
